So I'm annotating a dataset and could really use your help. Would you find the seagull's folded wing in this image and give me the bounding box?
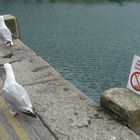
[3,82,32,110]
[0,27,12,41]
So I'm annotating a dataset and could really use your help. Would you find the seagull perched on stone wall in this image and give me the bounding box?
[0,16,13,46]
[3,63,36,118]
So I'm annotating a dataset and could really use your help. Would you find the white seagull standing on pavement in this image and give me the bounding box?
[3,63,36,118]
[0,16,13,46]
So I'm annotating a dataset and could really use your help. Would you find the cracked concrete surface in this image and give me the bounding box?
[0,39,140,140]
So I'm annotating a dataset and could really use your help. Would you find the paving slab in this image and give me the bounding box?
[4,15,20,39]
[0,96,56,140]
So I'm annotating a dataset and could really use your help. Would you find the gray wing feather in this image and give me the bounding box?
[3,83,32,110]
[0,27,12,41]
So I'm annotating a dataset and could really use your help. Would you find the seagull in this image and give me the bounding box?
[0,16,13,46]
[3,63,36,118]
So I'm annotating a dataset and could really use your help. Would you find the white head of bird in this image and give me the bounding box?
[4,63,16,87]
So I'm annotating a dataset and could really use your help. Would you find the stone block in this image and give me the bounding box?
[100,88,140,136]
[3,15,20,39]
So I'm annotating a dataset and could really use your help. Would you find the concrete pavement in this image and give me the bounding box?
[0,96,55,140]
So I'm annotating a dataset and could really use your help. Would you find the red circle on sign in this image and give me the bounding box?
[130,72,140,91]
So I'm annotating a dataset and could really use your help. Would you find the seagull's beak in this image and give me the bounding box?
[10,41,13,46]
[22,110,37,118]
[22,107,37,118]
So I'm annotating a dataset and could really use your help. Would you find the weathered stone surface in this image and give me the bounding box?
[100,88,140,136]
[24,82,140,140]
[7,56,61,87]
[0,39,36,63]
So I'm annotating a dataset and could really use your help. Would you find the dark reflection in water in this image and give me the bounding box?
[0,0,139,4]
[0,0,140,103]
[49,0,127,4]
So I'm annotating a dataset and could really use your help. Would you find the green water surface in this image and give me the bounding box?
[0,0,140,103]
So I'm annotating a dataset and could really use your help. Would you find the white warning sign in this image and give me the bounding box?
[127,55,140,95]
